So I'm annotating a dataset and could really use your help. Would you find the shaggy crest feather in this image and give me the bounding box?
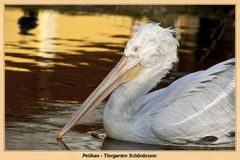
[124,22,179,67]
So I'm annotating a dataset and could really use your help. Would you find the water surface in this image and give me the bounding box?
[5,6,235,150]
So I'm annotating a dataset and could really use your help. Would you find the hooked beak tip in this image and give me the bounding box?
[57,131,63,139]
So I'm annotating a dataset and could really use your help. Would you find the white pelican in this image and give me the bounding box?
[57,22,235,146]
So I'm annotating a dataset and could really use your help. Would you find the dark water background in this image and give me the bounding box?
[5,5,235,150]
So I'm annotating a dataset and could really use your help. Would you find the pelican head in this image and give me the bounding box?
[124,22,178,67]
[57,22,179,138]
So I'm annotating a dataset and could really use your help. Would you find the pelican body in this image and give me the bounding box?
[58,23,235,146]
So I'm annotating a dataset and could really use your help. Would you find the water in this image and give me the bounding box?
[5,6,235,150]
[6,101,104,150]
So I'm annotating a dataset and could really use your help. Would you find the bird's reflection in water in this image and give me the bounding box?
[57,137,162,150]
[101,138,235,150]
[57,136,235,150]
[57,139,70,150]
[101,138,165,150]
[18,9,38,35]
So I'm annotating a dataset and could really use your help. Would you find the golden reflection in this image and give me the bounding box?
[5,56,36,64]
[177,48,195,54]
[176,15,199,35]
[5,66,31,72]
[79,62,90,66]
[97,58,114,62]
[37,10,58,68]
[55,62,76,67]
[37,61,54,68]
[5,8,39,55]
[37,52,57,59]
[175,15,199,57]
[5,48,38,55]
[56,13,133,43]
[5,7,146,72]
[55,100,79,104]
[37,61,75,68]
[76,47,111,52]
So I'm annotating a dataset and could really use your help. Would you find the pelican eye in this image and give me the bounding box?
[133,46,139,52]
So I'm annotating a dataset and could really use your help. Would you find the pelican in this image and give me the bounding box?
[57,22,235,146]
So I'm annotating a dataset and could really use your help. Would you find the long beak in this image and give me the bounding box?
[57,56,142,138]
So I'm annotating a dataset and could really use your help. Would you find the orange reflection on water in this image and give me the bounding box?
[5,8,136,72]
[56,13,133,43]
[5,55,36,64]
[97,57,114,62]
[5,66,31,72]
[79,62,90,66]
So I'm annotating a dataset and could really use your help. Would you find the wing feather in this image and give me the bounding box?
[131,58,235,145]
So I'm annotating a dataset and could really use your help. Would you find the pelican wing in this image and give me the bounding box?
[132,58,235,145]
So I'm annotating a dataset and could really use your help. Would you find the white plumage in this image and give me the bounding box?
[58,22,235,147]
